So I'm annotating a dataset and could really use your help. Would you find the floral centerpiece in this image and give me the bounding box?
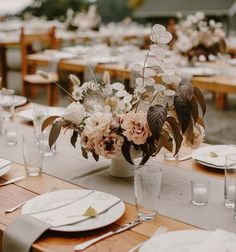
[40,24,205,170]
[174,12,226,61]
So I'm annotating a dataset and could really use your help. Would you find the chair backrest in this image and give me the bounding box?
[20,26,57,76]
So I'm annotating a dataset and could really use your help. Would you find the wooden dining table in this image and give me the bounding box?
[26,51,236,110]
[0,102,226,252]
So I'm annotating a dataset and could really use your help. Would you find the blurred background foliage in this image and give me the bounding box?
[20,0,145,22]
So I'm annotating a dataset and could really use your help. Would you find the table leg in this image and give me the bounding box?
[0,47,7,88]
[215,92,227,110]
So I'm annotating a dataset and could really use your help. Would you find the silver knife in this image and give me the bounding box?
[74,219,143,251]
[0,176,26,187]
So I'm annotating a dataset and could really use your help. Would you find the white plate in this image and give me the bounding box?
[17,107,65,121]
[22,189,125,232]
[140,230,210,252]
[0,158,11,176]
[180,67,217,77]
[14,95,27,107]
[192,145,236,169]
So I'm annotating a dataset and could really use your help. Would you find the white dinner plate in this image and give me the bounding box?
[192,145,236,169]
[22,189,125,232]
[17,107,65,121]
[0,158,11,176]
[179,67,217,77]
[14,95,27,107]
[140,230,211,252]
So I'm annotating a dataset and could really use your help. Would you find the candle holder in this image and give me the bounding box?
[225,154,236,209]
[5,126,18,145]
[191,178,209,206]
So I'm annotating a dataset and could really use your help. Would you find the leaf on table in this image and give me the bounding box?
[42,116,59,132]
[83,206,98,217]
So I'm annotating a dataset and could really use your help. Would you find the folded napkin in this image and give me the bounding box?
[191,229,236,252]
[0,158,11,169]
[2,215,51,252]
[2,191,121,252]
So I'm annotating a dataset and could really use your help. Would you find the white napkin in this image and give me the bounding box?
[0,158,11,170]
[191,229,236,252]
[32,191,121,227]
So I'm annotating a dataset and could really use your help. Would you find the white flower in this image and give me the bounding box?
[112,82,124,91]
[72,86,83,101]
[150,44,169,56]
[116,90,128,98]
[83,112,112,138]
[143,77,155,87]
[150,24,172,44]
[62,102,85,125]
[164,89,176,96]
[82,81,99,92]
[132,63,143,72]
[140,67,156,78]
[154,84,166,92]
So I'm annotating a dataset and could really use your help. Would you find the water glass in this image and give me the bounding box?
[0,89,15,121]
[134,165,162,221]
[33,108,48,145]
[39,129,56,157]
[22,135,43,176]
[5,126,18,145]
[225,154,236,208]
[191,178,209,206]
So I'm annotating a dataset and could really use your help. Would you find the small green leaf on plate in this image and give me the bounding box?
[83,206,98,217]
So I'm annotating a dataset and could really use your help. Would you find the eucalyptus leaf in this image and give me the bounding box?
[92,151,99,162]
[81,147,88,159]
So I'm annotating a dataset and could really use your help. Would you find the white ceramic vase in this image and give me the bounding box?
[109,156,134,178]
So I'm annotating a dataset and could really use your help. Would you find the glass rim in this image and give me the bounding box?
[134,165,162,172]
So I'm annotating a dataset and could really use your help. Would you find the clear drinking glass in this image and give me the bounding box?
[22,135,43,176]
[0,89,15,121]
[225,154,236,208]
[134,165,162,221]
[39,128,56,157]
[5,126,18,145]
[33,108,49,145]
[191,178,209,206]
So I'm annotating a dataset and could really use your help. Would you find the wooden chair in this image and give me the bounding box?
[20,26,59,106]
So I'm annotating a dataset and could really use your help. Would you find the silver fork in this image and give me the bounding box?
[5,186,58,213]
[128,225,168,252]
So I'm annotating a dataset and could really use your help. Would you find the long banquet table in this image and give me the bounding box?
[26,51,236,109]
[0,103,230,251]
